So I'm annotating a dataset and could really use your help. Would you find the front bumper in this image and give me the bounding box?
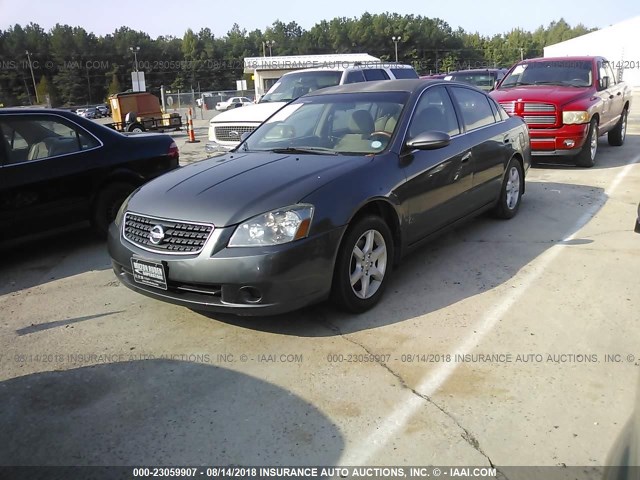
[108,220,346,316]
[528,123,590,157]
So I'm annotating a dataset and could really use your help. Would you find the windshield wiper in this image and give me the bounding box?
[269,147,338,155]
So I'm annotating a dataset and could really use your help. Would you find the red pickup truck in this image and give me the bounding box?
[490,56,631,167]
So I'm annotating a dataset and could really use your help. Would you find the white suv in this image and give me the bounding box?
[206,63,418,152]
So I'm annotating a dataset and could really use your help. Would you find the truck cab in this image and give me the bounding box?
[490,56,631,167]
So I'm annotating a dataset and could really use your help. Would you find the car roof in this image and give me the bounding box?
[0,108,74,115]
[305,79,442,96]
[446,68,507,74]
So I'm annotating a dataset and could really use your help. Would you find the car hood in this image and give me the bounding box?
[209,102,287,124]
[491,86,592,107]
[126,151,370,226]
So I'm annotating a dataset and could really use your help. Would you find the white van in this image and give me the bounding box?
[206,63,418,152]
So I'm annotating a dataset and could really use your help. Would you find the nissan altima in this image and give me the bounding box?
[108,79,531,315]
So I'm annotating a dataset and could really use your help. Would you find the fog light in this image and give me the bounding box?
[238,286,262,304]
[564,139,576,148]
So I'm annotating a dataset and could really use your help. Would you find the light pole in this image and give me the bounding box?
[264,40,275,57]
[25,50,39,104]
[391,36,401,63]
[129,46,141,91]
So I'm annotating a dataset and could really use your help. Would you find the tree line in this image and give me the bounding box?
[0,14,594,107]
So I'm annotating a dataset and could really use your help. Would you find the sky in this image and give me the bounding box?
[1,0,639,39]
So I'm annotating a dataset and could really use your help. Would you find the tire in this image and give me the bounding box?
[91,182,136,237]
[331,215,394,313]
[127,122,144,133]
[575,119,598,168]
[493,158,524,219]
[608,108,628,146]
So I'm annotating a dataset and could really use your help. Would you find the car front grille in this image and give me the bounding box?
[523,115,557,125]
[123,212,214,254]
[499,102,515,114]
[523,102,556,113]
[214,125,256,142]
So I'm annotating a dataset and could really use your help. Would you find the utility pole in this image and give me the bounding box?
[25,50,39,104]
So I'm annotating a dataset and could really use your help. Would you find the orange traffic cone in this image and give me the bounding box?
[186,107,200,143]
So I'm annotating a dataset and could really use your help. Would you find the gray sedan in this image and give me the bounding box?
[108,79,531,315]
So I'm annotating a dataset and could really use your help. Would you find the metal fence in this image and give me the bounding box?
[160,89,256,120]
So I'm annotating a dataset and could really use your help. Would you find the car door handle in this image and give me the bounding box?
[617,92,622,96]
[609,95,614,99]
[503,135,511,144]
[461,152,472,163]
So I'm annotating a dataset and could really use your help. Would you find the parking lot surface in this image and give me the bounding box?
[1,103,639,471]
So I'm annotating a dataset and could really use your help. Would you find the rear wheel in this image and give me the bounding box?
[91,182,136,237]
[575,119,598,168]
[331,215,393,313]
[493,158,523,219]
[608,108,628,146]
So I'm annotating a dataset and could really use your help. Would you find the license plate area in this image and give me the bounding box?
[131,257,167,290]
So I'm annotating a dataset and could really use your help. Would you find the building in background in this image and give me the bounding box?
[544,16,640,87]
[244,53,381,98]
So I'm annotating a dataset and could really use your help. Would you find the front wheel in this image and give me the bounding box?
[331,216,394,313]
[91,182,136,237]
[608,109,627,146]
[575,119,598,167]
[492,158,523,219]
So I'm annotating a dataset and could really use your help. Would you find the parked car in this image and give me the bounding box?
[215,97,253,111]
[420,74,448,80]
[109,79,531,316]
[443,68,508,91]
[78,106,98,119]
[490,56,632,167]
[96,105,109,117]
[636,203,640,234]
[0,108,180,240]
[206,63,419,152]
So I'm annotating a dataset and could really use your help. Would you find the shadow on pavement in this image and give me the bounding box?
[0,360,343,466]
[0,226,111,296]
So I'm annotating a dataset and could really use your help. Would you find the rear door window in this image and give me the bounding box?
[450,87,496,131]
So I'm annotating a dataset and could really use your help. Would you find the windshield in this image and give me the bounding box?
[260,71,343,103]
[500,60,593,88]
[242,91,409,155]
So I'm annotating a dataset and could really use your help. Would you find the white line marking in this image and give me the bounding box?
[340,153,640,466]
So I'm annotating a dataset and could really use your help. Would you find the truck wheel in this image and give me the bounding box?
[127,122,145,133]
[575,119,598,168]
[608,108,627,146]
[91,182,136,237]
[331,215,394,313]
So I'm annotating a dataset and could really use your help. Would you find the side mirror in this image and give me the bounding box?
[600,76,610,90]
[406,131,451,150]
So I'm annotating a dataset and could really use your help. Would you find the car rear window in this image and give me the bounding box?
[390,68,419,79]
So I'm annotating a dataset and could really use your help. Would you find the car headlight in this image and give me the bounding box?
[562,111,589,125]
[114,191,135,227]
[229,204,314,247]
